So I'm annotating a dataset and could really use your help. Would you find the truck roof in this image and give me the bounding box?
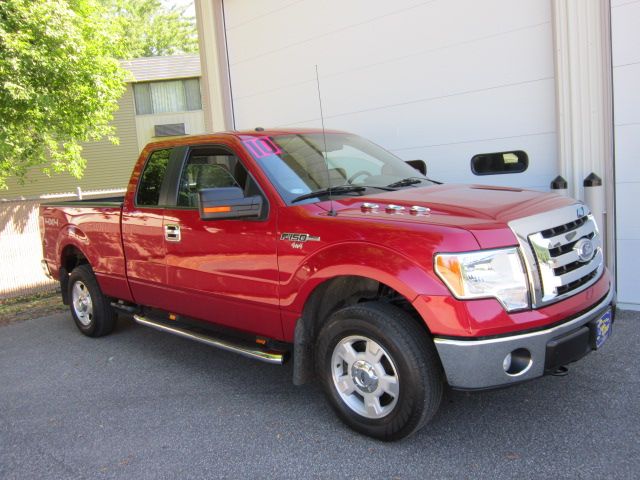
[143,128,348,150]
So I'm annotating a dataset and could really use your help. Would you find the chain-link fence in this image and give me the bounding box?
[0,188,125,300]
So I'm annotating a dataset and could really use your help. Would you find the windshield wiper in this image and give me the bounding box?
[386,176,442,188]
[358,185,397,191]
[291,185,366,203]
[386,177,425,188]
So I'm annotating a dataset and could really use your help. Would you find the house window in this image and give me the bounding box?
[133,78,202,115]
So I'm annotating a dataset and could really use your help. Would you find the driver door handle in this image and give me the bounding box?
[165,224,181,242]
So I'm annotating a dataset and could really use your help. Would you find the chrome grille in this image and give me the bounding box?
[508,204,604,308]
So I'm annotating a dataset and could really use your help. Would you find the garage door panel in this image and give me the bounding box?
[611,1,640,66]
[224,0,557,191]
[613,63,640,126]
[616,239,640,305]
[226,0,428,66]
[234,82,318,128]
[283,79,556,147]
[613,124,640,183]
[611,1,640,306]
[223,0,307,30]
[231,21,553,111]
[226,0,550,68]
[392,133,557,189]
[318,26,555,122]
[227,0,552,100]
[615,183,640,241]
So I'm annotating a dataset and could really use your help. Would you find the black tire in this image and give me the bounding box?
[68,264,116,337]
[315,302,443,441]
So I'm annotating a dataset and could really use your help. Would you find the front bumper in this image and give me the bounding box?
[433,287,615,390]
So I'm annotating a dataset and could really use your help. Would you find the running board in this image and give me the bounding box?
[133,315,285,365]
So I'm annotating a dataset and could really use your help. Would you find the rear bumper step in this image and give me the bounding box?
[133,315,285,365]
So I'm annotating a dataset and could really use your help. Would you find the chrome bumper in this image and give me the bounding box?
[433,287,615,390]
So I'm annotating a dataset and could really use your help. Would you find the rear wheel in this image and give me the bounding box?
[68,264,116,337]
[316,302,443,441]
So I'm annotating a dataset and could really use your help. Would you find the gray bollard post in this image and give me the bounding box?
[550,175,569,196]
[583,173,605,261]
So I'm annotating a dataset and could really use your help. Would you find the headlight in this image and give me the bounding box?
[435,248,529,311]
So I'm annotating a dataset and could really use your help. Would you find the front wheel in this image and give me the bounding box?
[68,264,116,337]
[316,302,443,441]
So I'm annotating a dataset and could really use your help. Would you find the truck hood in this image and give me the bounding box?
[326,184,577,249]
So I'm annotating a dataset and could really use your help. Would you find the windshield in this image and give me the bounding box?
[241,133,433,204]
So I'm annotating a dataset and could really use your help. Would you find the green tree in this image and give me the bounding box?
[102,0,198,58]
[0,0,198,189]
[0,0,126,188]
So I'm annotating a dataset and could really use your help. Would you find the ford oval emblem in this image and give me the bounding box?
[577,205,586,218]
[573,238,595,263]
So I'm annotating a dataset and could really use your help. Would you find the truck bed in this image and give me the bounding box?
[40,198,132,303]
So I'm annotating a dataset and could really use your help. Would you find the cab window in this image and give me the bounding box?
[177,148,261,208]
[137,148,171,206]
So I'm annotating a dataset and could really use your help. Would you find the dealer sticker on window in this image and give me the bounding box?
[594,309,612,349]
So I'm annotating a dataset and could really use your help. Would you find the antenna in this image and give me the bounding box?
[315,64,336,216]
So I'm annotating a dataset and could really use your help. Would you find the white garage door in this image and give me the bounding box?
[611,0,640,308]
[222,0,558,189]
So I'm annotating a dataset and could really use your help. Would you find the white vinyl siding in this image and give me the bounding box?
[222,0,558,191]
[611,0,640,308]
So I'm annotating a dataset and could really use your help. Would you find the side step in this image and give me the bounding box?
[133,314,285,365]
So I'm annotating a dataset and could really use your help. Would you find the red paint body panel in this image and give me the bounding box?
[39,130,612,345]
[121,208,167,307]
[40,203,133,302]
[161,207,282,339]
[412,271,611,337]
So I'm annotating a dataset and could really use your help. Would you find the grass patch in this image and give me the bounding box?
[0,291,67,326]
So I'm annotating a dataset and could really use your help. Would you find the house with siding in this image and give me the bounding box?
[1,54,205,200]
[0,54,205,298]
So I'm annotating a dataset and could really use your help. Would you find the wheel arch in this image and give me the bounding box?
[58,242,91,305]
[292,274,432,385]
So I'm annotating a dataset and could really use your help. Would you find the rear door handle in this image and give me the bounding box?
[164,224,181,242]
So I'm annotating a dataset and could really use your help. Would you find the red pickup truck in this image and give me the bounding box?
[40,129,614,440]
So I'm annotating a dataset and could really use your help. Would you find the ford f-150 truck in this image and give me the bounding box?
[40,129,614,440]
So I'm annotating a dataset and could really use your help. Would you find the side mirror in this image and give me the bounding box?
[406,159,427,175]
[198,187,262,220]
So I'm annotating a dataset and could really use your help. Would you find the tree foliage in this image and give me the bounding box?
[0,0,125,188]
[0,0,197,189]
[103,0,198,58]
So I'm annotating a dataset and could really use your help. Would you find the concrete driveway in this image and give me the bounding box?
[1,309,638,479]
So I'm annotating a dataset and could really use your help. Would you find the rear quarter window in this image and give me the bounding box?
[137,149,171,206]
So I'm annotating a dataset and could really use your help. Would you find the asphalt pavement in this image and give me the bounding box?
[0,309,638,479]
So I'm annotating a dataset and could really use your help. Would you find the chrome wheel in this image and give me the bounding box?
[71,281,93,326]
[331,335,399,419]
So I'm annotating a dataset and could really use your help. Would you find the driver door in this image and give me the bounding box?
[161,145,282,339]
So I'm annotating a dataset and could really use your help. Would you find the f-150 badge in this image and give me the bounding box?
[280,232,320,249]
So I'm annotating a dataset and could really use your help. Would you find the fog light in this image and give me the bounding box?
[503,348,532,376]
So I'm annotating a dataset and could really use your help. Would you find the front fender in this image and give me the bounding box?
[280,241,449,315]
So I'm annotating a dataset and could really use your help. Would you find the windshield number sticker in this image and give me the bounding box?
[242,137,282,159]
